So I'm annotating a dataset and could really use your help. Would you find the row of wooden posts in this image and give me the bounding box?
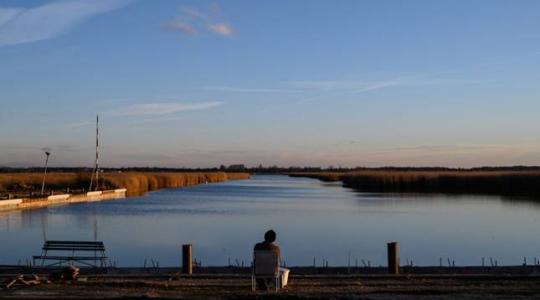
[181,242,401,275]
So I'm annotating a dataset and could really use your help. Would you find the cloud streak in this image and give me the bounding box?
[288,75,490,94]
[162,20,197,35]
[383,144,501,152]
[289,79,403,93]
[0,8,22,27]
[0,144,79,153]
[109,101,224,116]
[66,121,93,129]
[208,23,233,37]
[0,0,131,47]
[163,5,233,37]
[204,86,297,93]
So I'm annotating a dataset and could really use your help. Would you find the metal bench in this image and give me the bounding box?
[33,241,108,267]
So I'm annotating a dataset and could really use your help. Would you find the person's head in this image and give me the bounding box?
[264,230,276,243]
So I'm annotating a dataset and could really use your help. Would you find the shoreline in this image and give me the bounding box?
[290,171,540,199]
[0,172,250,213]
[0,189,128,213]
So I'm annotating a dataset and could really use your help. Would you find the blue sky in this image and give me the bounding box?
[1,0,540,168]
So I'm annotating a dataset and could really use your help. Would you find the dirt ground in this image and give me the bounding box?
[2,274,540,299]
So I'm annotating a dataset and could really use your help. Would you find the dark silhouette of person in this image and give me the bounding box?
[254,229,289,290]
[254,229,281,261]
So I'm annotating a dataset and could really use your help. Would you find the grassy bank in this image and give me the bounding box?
[0,172,250,197]
[290,171,540,198]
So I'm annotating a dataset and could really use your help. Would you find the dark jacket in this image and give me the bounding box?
[254,241,281,266]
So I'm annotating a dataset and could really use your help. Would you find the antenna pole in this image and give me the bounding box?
[95,115,99,191]
[88,115,99,191]
[40,151,50,195]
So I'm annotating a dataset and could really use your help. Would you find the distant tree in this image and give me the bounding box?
[227,164,246,171]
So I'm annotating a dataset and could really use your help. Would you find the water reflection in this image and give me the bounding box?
[1,175,540,267]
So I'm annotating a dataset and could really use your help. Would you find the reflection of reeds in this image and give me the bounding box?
[0,172,250,196]
[290,171,540,198]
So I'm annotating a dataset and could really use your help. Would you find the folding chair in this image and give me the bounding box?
[252,250,280,292]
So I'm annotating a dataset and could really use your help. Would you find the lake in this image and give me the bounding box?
[1,175,539,267]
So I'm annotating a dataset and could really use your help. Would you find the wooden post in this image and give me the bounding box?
[182,244,192,274]
[387,242,399,275]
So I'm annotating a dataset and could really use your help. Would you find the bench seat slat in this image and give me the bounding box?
[44,245,104,247]
[44,243,103,245]
[44,246,104,249]
[42,248,105,251]
[45,240,104,244]
[44,243,104,246]
[43,246,105,248]
[33,256,107,261]
[44,246,104,248]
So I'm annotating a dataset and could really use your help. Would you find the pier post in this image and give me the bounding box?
[182,244,192,274]
[387,242,399,275]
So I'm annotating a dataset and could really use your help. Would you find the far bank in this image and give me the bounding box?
[290,170,540,198]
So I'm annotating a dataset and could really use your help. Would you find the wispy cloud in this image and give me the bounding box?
[208,23,233,37]
[181,7,210,21]
[66,121,93,129]
[162,20,197,35]
[289,79,403,93]
[0,8,22,27]
[204,86,297,93]
[289,75,490,94]
[108,101,224,116]
[383,144,500,152]
[203,73,491,98]
[0,144,79,153]
[0,0,131,47]
[163,5,233,38]
[333,140,510,154]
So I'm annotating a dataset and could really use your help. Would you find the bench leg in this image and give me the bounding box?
[42,250,47,267]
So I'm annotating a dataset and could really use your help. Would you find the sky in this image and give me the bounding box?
[1,0,540,168]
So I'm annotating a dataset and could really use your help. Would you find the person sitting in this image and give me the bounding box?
[253,229,290,290]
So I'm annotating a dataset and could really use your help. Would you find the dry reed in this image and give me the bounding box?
[0,172,250,196]
[290,171,540,198]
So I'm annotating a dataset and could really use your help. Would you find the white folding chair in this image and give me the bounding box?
[252,250,280,292]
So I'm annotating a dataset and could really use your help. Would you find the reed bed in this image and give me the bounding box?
[0,173,85,193]
[290,171,540,198]
[0,172,250,196]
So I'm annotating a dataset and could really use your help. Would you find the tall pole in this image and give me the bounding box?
[88,115,99,191]
[95,115,99,191]
[41,151,50,195]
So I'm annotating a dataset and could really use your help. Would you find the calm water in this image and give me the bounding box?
[1,175,540,267]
